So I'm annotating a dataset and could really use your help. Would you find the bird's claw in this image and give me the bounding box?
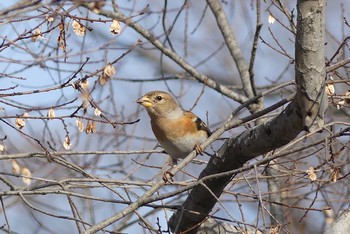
[194,143,203,155]
[163,170,174,183]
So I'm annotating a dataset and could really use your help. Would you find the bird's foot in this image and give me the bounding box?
[162,170,174,183]
[194,143,203,155]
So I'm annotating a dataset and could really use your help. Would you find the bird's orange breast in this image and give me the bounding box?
[151,115,198,142]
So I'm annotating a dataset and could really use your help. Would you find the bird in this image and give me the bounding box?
[137,90,211,182]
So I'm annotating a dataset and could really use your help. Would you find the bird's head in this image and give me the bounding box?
[137,91,182,118]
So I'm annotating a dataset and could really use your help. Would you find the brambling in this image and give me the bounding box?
[137,91,211,181]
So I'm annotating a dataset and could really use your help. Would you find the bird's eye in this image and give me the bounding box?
[156,95,163,101]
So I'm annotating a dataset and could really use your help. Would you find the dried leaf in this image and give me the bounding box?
[325,83,335,96]
[269,225,280,234]
[58,33,66,51]
[16,118,25,129]
[86,121,92,134]
[110,20,121,35]
[21,167,32,185]
[12,160,20,174]
[63,136,72,150]
[81,92,90,114]
[90,121,96,134]
[309,173,317,181]
[32,28,44,42]
[306,167,317,181]
[103,64,116,77]
[72,20,86,36]
[76,119,84,132]
[94,108,102,116]
[16,113,29,129]
[46,14,54,22]
[268,14,276,24]
[59,22,65,31]
[86,121,96,134]
[88,0,106,13]
[330,168,339,183]
[58,23,66,51]
[99,73,109,85]
[47,108,56,118]
[81,79,89,90]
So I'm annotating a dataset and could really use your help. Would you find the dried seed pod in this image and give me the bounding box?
[47,108,56,118]
[63,136,72,150]
[306,167,317,181]
[103,64,116,77]
[94,108,102,116]
[76,119,84,132]
[110,20,121,35]
[72,20,86,36]
[21,167,32,186]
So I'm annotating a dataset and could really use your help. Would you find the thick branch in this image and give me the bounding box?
[266,163,285,227]
[295,0,327,132]
[324,207,350,234]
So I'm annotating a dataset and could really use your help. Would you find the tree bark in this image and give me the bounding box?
[324,207,350,234]
[295,0,327,132]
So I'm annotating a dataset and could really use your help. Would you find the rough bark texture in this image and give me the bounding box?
[324,207,350,234]
[196,218,263,234]
[295,0,328,132]
[169,0,327,232]
[266,163,285,227]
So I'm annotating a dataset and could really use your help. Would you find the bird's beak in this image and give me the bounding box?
[136,97,153,107]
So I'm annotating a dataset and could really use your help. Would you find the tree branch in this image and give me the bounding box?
[84,4,248,103]
[206,0,254,99]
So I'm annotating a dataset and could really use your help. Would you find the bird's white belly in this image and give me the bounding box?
[159,133,207,159]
